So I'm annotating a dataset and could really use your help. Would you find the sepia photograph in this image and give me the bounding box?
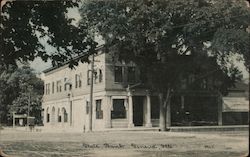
[0,0,249,156]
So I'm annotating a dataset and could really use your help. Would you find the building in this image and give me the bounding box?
[222,80,249,125]
[41,48,160,132]
[41,47,249,132]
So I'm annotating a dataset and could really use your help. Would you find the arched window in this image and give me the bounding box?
[58,108,61,122]
[46,107,50,123]
[62,107,68,123]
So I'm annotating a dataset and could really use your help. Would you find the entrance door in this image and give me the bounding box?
[133,96,144,126]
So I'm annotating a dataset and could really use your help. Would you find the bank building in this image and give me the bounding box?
[41,47,161,132]
[41,47,249,132]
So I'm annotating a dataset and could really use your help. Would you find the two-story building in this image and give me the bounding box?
[41,47,249,132]
[41,47,160,132]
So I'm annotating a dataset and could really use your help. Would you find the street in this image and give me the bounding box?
[0,129,248,157]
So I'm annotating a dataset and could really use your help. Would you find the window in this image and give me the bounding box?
[94,70,98,84]
[180,78,187,89]
[47,83,50,94]
[58,109,61,122]
[62,108,68,122]
[99,69,103,83]
[58,116,62,122]
[128,67,136,83]
[79,75,82,87]
[46,108,50,122]
[202,79,208,89]
[47,113,50,122]
[45,84,47,94]
[75,74,82,88]
[64,78,67,91]
[114,66,123,82]
[111,99,126,119]
[87,70,91,85]
[96,99,103,119]
[86,101,90,114]
[56,80,62,92]
[52,82,55,94]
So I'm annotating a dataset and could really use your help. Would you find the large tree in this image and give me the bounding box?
[81,0,250,130]
[0,65,43,125]
[1,0,96,68]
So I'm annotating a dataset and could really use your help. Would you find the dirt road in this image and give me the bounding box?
[0,130,248,157]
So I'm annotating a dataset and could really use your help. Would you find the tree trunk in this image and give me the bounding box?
[159,93,166,131]
[159,89,172,131]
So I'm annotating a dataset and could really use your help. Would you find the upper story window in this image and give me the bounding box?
[52,82,55,94]
[88,69,103,85]
[45,83,48,95]
[201,79,208,89]
[94,69,103,84]
[96,99,103,119]
[45,83,51,95]
[45,83,47,94]
[64,78,72,91]
[56,80,62,92]
[87,70,91,85]
[75,74,82,88]
[64,78,67,91]
[94,70,98,84]
[128,67,136,83]
[114,66,123,82]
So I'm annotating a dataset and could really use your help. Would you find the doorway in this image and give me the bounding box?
[133,96,144,126]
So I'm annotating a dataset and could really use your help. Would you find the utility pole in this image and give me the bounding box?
[27,91,31,128]
[89,54,94,132]
[12,112,16,128]
[27,86,31,129]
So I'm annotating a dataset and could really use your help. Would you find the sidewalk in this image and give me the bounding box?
[170,125,249,132]
[1,125,248,133]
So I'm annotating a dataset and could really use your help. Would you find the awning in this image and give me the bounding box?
[223,97,249,112]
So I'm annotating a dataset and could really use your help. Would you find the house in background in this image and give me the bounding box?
[222,80,249,125]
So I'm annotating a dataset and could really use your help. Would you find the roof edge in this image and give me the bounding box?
[42,45,104,74]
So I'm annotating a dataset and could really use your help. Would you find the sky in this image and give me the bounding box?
[29,7,81,73]
[30,5,249,79]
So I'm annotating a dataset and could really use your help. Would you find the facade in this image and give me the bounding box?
[222,80,249,125]
[41,48,249,132]
[41,49,160,132]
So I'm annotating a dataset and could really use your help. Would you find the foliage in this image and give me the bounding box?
[0,65,43,125]
[82,0,249,92]
[1,0,97,68]
[82,0,249,130]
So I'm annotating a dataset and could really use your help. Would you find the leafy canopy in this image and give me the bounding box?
[82,0,249,93]
[1,0,97,68]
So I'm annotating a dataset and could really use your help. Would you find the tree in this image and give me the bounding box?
[0,65,43,125]
[1,0,96,69]
[81,0,250,130]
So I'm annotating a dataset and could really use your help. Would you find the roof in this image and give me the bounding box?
[43,45,104,74]
[223,97,249,112]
